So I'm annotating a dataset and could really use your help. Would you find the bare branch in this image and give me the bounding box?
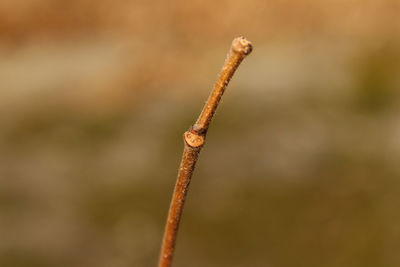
[158,36,253,267]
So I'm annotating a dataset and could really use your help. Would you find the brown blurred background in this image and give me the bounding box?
[1,0,400,266]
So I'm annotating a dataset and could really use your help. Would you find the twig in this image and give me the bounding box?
[158,36,253,267]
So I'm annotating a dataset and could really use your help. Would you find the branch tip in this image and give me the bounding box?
[232,36,253,55]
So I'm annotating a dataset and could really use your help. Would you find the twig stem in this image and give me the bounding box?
[158,37,253,267]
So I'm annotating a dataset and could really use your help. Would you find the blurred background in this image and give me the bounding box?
[1,0,400,266]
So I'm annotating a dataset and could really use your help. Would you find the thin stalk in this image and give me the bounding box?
[158,36,253,267]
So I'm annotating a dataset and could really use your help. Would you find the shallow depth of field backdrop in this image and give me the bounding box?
[1,1,400,266]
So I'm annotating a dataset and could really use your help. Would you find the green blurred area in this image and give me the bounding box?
[1,0,400,266]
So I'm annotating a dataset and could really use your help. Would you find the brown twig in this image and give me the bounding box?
[158,36,253,267]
